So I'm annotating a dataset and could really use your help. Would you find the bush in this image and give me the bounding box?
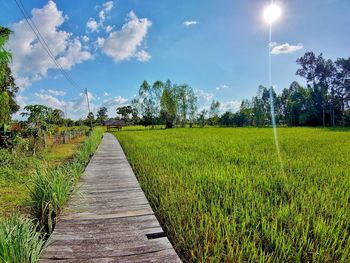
[0,214,45,263]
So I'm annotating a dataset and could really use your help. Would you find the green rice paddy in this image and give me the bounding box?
[114,127,350,262]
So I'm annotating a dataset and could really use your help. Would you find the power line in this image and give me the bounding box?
[13,0,93,125]
[15,0,81,92]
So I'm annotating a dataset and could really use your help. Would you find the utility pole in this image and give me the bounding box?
[85,88,93,130]
[64,104,68,119]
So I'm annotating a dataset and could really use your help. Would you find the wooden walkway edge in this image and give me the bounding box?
[40,133,181,262]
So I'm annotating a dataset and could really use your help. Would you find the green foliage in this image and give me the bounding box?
[0,149,16,168]
[134,79,198,128]
[96,106,108,125]
[0,26,12,84]
[115,127,350,262]
[160,84,177,128]
[116,106,133,122]
[0,92,10,126]
[0,214,45,263]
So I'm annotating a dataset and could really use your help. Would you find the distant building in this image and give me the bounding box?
[103,119,126,131]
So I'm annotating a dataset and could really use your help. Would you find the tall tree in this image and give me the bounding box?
[21,105,53,153]
[116,106,133,122]
[85,112,95,127]
[187,88,198,127]
[296,52,336,126]
[334,58,350,125]
[0,26,19,115]
[160,82,177,128]
[96,106,108,125]
[138,80,153,126]
[176,84,189,127]
[209,100,220,126]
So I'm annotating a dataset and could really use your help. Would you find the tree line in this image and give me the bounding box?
[216,53,349,127]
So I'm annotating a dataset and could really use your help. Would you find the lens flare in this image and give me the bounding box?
[264,4,281,24]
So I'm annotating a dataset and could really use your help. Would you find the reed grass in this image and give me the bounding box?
[0,214,45,263]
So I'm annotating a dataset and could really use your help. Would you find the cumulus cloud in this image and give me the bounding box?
[135,50,151,62]
[220,100,241,113]
[86,1,114,33]
[215,84,229,91]
[105,25,113,33]
[270,42,304,55]
[102,96,128,106]
[47,89,66,96]
[194,89,214,102]
[7,1,92,88]
[183,21,199,27]
[86,18,99,32]
[81,35,90,42]
[102,1,114,12]
[98,11,152,62]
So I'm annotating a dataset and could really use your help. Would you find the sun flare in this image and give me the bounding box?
[263,4,282,24]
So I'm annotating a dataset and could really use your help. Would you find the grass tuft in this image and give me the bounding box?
[0,214,45,263]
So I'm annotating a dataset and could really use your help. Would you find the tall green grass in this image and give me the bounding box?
[114,127,350,262]
[29,128,103,233]
[0,215,45,263]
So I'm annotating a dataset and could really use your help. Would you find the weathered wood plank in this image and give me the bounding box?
[40,133,181,262]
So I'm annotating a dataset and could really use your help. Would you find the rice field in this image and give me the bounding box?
[114,127,350,262]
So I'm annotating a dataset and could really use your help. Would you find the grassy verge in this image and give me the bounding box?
[0,135,85,217]
[114,127,350,262]
[0,128,103,261]
[29,128,103,233]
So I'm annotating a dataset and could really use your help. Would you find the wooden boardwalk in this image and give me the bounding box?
[40,133,181,262]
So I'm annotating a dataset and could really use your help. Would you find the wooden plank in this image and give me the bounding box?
[40,133,181,262]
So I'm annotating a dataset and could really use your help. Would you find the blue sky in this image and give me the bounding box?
[1,0,349,119]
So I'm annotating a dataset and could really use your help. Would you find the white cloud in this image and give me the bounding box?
[99,10,106,21]
[98,11,152,62]
[102,96,128,106]
[183,21,199,27]
[96,37,105,47]
[103,92,111,96]
[102,1,114,12]
[47,89,66,96]
[220,100,241,113]
[7,1,92,88]
[194,89,214,102]
[270,42,304,55]
[86,1,114,33]
[135,50,151,62]
[35,92,66,109]
[82,35,89,42]
[57,39,92,69]
[105,25,113,33]
[86,18,99,32]
[215,84,229,91]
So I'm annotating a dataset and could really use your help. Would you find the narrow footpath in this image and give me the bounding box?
[40,133,181,262]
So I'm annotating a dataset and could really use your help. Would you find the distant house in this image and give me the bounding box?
[103,119,126,131]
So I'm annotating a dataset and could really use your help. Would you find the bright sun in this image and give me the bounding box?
[263,4,282,24]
